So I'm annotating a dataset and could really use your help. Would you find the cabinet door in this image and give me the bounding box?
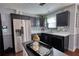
[40,33,49,44]
[30,17,36,26]
[56,38,64,52]
[47,34,53,46]
[31,17,40,27]
[40,33,46,43]
[39,16,45,27]
[54,36,64,52]
[44,34,49,44]
[40,19,45,27]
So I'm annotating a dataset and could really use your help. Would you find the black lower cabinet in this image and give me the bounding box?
[40,33,48,44]
[52,36,64,52]
[40,33,51,46]
[40,33,69,52]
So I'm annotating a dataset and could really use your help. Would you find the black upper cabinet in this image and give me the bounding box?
[30,17,36,26]
[31,17,40,27]
[56,11,70,26]
[39,16,45,27]
[31,16,46,27]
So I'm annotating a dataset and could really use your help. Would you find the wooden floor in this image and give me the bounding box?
[3,51,23,56]
[2,49,79,56]
[64,49,79,56]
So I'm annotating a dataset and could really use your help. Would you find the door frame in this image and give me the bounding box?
[10,13,31,53]
[0,14,4,55]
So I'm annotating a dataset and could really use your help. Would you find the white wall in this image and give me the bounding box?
[0,8,16,50]
[47,4,77,51]
[76,5,79,49]
[0,7,37,50]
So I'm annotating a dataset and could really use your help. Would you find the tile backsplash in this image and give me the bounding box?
[31,26,69,34]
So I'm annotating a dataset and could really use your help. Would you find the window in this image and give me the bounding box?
[47,16,56,28]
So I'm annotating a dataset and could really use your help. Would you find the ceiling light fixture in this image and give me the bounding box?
[39,3,46,6]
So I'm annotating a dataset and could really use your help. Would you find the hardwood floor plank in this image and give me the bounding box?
[3,49,79,56]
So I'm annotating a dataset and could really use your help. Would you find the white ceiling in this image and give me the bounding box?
[0,3,72,15]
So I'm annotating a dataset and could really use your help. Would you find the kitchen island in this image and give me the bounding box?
[23,41,67,56]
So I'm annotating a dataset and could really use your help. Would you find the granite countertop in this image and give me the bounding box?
[31,31,70,37]
[47,32,70,37]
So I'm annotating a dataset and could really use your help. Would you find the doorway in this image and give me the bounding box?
[0,14,4,55]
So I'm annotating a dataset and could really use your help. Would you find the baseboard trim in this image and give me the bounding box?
[16,50,23,54]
